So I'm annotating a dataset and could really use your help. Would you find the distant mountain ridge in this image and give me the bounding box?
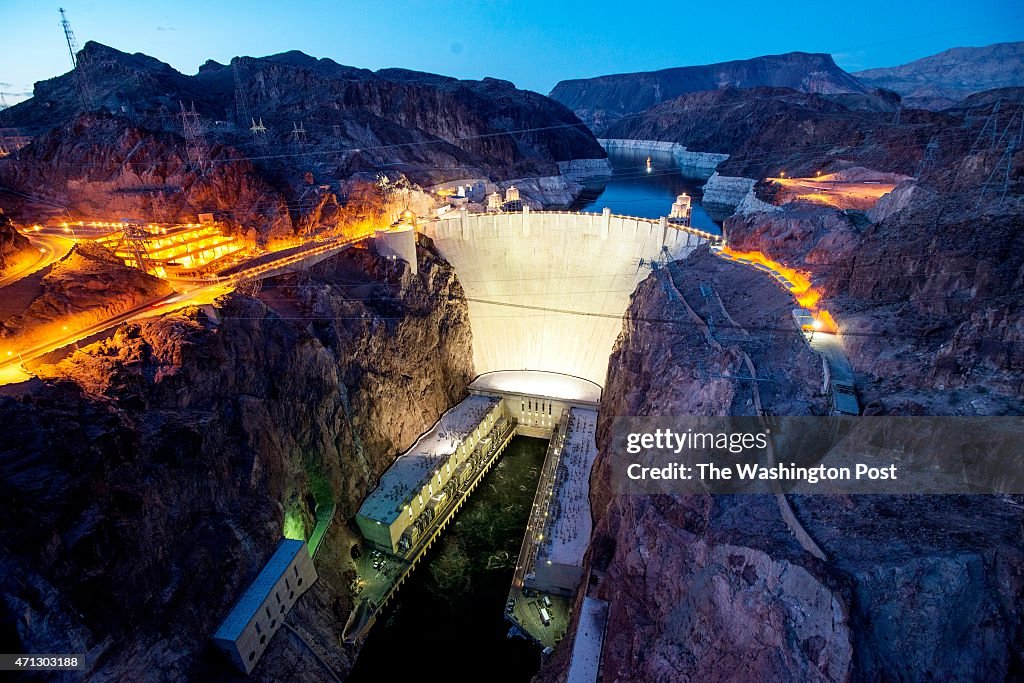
[549,52,871,129]
[0,41,604,175]
[854,41,1024,110]
[0,42,607,237]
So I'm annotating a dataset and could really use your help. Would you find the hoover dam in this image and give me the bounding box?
[332,192,727,678]
[419,208,715,386]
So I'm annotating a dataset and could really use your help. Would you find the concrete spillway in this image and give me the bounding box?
[421,209,708,386]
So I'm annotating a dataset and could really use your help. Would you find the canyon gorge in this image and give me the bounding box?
[0,28,1022,683]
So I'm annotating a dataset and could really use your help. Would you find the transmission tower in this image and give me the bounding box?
[977,106,1023,207]
[232,59,253,128]
[59,7,95,113]
[0,94,8,158]
[250,117,268,144]
[115,221,152,273]
[916,136,939,178]
[291,121,307,144]
[180,101,210,170]
[968,99,1002,157]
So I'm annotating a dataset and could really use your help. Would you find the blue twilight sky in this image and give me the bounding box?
[1,0,1022,104]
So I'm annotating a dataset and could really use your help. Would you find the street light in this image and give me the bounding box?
[809,318,822,342]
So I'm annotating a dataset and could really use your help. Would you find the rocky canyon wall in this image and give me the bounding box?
[536,248,1023,682]
[0,238,474,681]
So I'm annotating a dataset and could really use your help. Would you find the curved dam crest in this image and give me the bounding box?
[420,209,709,386]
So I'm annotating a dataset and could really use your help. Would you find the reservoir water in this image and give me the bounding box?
[347,436,548,683]
[572,147,722,234]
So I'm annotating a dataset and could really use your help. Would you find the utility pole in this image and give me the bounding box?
[59,7,94,113]
[180,101,210,171]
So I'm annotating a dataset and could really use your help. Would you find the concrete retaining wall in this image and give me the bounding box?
[701,172,757,210]
[557,158,613,179]
[598,139,729,175]
[421,210,705,386]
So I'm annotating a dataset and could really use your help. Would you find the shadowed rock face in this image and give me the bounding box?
[0,240,474,681]
[0,42,606,234]
[550,52,871,130]
[0,114,297,241]
[722,111,1024,414]
[854,41,1024,110]
[600,86,954,179]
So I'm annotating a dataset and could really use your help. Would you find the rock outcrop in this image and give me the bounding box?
[724,176,1024,414]
[0,114,296,241]
[0,211,34,276]
[0,241,173,350]
[550,53,871,129]
[0,239,474,681]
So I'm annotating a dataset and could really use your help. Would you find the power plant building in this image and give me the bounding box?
[356,395,504,554]
[524,408,599,596]
[213,539,318,674]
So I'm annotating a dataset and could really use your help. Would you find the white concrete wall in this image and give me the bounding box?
[701,172,758,210]
[214,542,317,674]
[599,139,729,174]
[422,211,705,386]
[373,227,418,274]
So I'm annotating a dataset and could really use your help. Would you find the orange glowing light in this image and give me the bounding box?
[815,309,839,333]
[719,245,821,309]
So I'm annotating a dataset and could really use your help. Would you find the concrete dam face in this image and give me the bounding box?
[421,210,706,386]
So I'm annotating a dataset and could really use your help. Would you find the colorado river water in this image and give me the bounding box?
[572,147,722,234]
[347,436,548,683]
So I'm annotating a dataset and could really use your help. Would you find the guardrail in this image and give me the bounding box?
[446,210,721,243]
